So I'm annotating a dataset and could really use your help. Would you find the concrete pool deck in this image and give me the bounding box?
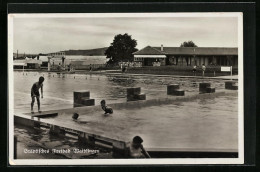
[14,90,238,157]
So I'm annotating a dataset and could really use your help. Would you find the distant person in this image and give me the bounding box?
[100,100,113,115]
[89,64,92,71]
[122,64,128,72]
[70,65,74,71]
[202,64,206,77]
[67,64,70,71]
[120,63,123,71]
[31,76,44,113]
[58,63,61,71]
[122,65,126,73]
[129,136,151,158]
[212,63,216,77]
[192,65,197,76]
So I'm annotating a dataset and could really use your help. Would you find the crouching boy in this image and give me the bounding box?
[100,100,113,115]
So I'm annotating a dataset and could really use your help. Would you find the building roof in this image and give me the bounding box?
[133,46,166,55]
[13,60,27,66]
[13,59,42,65]
[133,46,238,56]
[26,59,42,64]
[39,56,49,62]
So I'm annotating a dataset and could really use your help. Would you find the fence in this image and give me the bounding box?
[73,64,106,70]
[125,65,238,77]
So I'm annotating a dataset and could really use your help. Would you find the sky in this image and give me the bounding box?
[13,16,238,54]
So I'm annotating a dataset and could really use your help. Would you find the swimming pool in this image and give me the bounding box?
[13,71,238,159]
[13,71,228,113]
[14,93,238,158]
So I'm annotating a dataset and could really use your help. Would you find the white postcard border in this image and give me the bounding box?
[8,12,244,165]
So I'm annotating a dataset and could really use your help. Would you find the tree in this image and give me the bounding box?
[180,41,198,47]
[105,33,138,63]
[180,41,198,66]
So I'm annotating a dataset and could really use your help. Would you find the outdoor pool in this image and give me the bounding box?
[13,71,238,159]
[13,71,228,113]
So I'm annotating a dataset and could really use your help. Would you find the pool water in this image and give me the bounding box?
[13,71,238,159]
[14,95,238,158]
[13,71,227,113]
[41,95,238,150]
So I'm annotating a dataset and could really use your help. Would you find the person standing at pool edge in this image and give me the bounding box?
[31,76,44,113]
[192,65,197,76]
[202,64,206,77]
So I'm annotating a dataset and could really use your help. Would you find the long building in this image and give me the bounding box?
[133,45,238,67]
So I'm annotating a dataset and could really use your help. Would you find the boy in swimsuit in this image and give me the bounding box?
[31,76,44,113]
[100,100,113,115]
[129,136,151,158]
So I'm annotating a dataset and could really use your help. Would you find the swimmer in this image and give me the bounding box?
[72,113,79,120]
[72,113,88,124]
[100,100,113,115]
[129,136,151,158]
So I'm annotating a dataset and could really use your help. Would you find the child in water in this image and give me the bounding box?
[72,113,79,120]
[129,136,151,158]
[72,113,88,124]
[100,100,113,115]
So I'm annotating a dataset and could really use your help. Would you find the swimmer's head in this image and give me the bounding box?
[132,136,143,148]
[72,113,79,120]
[100,100,106,106]
[133,136,143,144]
[39,76,45,83]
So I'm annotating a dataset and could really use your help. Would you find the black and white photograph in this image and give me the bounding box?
[8,13,243,165]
